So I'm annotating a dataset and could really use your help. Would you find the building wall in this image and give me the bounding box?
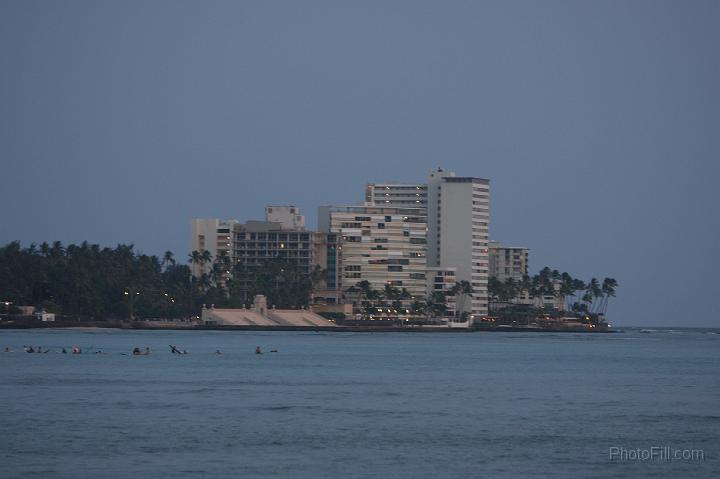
[231,221,325,303]
[426,170,447,267]
[265,205,305,230]
[324,206,428,299]
[190,218,236,277]
[488,241,529,283]
[426,170,490,319]
[232,222,316,273]
[426,267,457,318]
[365,183,428,209]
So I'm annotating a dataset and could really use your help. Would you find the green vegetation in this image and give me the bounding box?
[0,241,322,320]
[344,280,472,321]
[487,266,618,316]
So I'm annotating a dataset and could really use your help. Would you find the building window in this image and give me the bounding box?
[377,223,385,229]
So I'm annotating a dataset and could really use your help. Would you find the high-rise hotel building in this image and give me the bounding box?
[368,169,490,319]
[427,169,490,317]
[318,205,428,299]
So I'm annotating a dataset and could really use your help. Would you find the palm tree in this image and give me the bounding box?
[503,278,519,302]
[587,278,602,312]
[487,277,503,302]
[426,291,448,322]
[162,251,175,269]
[452,280,473,318]
[188,250,201,269]
[559,272,574,310]
[200,250,212,267]
[50,241,65,258]
[410,300,426,317]
[39,242,50,257]
[600,277,618,315]
[571,279,586,309]
[356,280,372,300]
[198,273,212,293]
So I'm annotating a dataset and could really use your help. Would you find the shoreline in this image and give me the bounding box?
[0,321,616,333]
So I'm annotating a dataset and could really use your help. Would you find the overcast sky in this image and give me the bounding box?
[1,1,718,327]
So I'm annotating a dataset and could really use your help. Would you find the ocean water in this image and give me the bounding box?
[0,328,718,478]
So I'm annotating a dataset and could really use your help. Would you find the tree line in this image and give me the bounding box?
[0,241,320,320]
[487,266,618,315]
[345,279,474,321]
[0,241,618,321]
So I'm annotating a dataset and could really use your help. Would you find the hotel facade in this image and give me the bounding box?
[318,205,428,299]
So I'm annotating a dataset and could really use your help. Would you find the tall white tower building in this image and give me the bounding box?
[427,169,490,319]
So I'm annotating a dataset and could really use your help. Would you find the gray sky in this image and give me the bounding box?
[1,1,718,327]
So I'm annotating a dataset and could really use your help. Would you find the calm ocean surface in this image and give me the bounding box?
[0,328,718,478]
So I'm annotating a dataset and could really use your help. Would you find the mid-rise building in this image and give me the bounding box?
[190,205,333,305]
[265,205,305,230]
[488,241,529,283]
[318,205,428,299]
[427,169,490,319]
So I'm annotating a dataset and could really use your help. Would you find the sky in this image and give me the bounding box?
[1,0,718,327]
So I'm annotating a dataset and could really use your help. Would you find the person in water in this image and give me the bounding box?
[62,347,67,354]
[215,350,222,355]
[169,345,187,355]
[255,346,262,354]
